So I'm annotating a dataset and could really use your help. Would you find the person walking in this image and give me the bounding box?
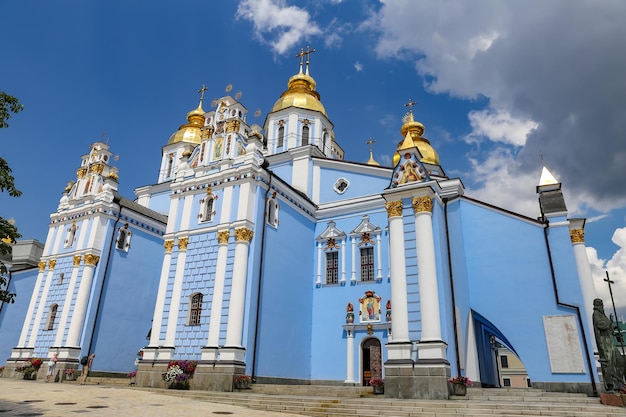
[79,353,95,385]
[45,352,58,383]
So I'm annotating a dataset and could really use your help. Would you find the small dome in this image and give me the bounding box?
[168,101,206,145]
[393,115,439,166]
[271,70,327,116]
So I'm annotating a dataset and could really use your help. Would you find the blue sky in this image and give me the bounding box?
[1,0,626,312]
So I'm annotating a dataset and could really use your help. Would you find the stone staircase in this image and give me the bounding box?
[145,384,626,417]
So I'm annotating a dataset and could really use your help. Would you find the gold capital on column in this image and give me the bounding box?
[48,259,57,270]
[164,240,174,253]
[385,201,403,218]
[217,230,230,245]
[178,237,189,251]
[38,261,46,271]
[84,254,100,266]
[234,227,254,242]
[412,196,433,213]
[73,255,82,267]
[570,229,585,244]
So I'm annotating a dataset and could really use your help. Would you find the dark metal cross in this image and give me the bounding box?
[198,84,208,101]
[604,271,625,354]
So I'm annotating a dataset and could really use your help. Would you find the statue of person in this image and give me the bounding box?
[593,298,625,391]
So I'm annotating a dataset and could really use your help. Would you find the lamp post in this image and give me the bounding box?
[604,271,625,355]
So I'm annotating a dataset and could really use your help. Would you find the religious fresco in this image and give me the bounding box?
[359,290,382,323]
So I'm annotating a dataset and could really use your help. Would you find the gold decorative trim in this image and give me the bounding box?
[225,120,241,133]
[234,227,254,243]
[91,163,104,174]
[385,201,403,218]
[73,255,82,267]
[178,237,189,251]
[48,259,57,270]
[77,168,87,179]
[570,229,585,244]
[38,261,46,272]
[164,240,174,253]
[84,254,100,266]
[217,230,230,245]
[412,196,433,214]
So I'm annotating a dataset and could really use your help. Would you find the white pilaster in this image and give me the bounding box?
[164,237,189,346]
[412,195,446,360]
[146,241,175,353]
[17,263,46,347]
[569,219,597,350]
[376,234,383,281]
[316,242,322,286]
[385,200,410,344]
[340,239,346,284]
[66,254,99,347]
[351,238,356,283]
[222,227,253,362]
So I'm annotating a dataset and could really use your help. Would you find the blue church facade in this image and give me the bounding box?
[1,55,600,398]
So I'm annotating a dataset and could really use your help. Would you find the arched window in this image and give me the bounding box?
[58,273,64,285]
[277,126,285,148]
[116,224,132,252]
[188,293,203,326]
[302,125,309,145]
[198,188,217,223]
[165,154,174,177]
[46,304,58,330]
[266,193,279,228]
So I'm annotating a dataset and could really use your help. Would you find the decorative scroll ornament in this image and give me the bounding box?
[77,168,87,179]
[73,255,82,267]
[412,196,433,213]
[570,229,585,244]
[164,240,175,253]
[217,230,230,244]
[225,120,241,133]
[178,237,189,251]
[38,261,46,271]
[91,163,105,174]
[84,254,100,266]
[234,227,254,242]
[48,259,57,270]
[385,201,403,218]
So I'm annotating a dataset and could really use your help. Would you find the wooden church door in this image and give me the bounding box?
[361,338,382,386]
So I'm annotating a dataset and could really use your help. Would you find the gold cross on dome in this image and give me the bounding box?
[198,84,208,101]
[366,137,376,152]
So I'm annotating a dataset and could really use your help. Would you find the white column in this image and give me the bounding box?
[376,234,383,281]
[145,240,175,354]
[164,237,189,347]
[17,262,46,347]
[203,230,230,361]
[222,227,253,362]
[66,254,99,347]
[412,195,446,360]
[345,329,355,383]
[340,239,346,284]
[386,201,410,343]
[569,220,597,350]
[27,259,57,347]
[54,256,82,346]
[316,241,322,286]
[351,238,357,283]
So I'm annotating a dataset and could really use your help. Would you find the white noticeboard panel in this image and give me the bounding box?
[542,315,586,374]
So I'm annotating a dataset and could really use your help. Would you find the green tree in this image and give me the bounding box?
[0,91,24,303]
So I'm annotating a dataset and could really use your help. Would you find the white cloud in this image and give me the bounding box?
[589,227,626,318]
[236,0,322,55]
[466,108,538,147]
[367,0,626,213]
[354,61,363,72]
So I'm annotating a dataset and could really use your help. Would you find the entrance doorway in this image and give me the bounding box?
[361,337,382,386]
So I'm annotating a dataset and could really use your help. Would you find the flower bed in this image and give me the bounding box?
[15,358,43,379]
[161,360,197,390]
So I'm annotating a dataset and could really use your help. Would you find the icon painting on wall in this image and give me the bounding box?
[359,290,382,323]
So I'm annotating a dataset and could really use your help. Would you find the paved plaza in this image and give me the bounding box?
[0,378,303,417]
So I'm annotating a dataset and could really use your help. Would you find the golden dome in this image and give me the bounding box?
[392,115,439,166]
[167,101,206,145]
[271,69,327,117]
